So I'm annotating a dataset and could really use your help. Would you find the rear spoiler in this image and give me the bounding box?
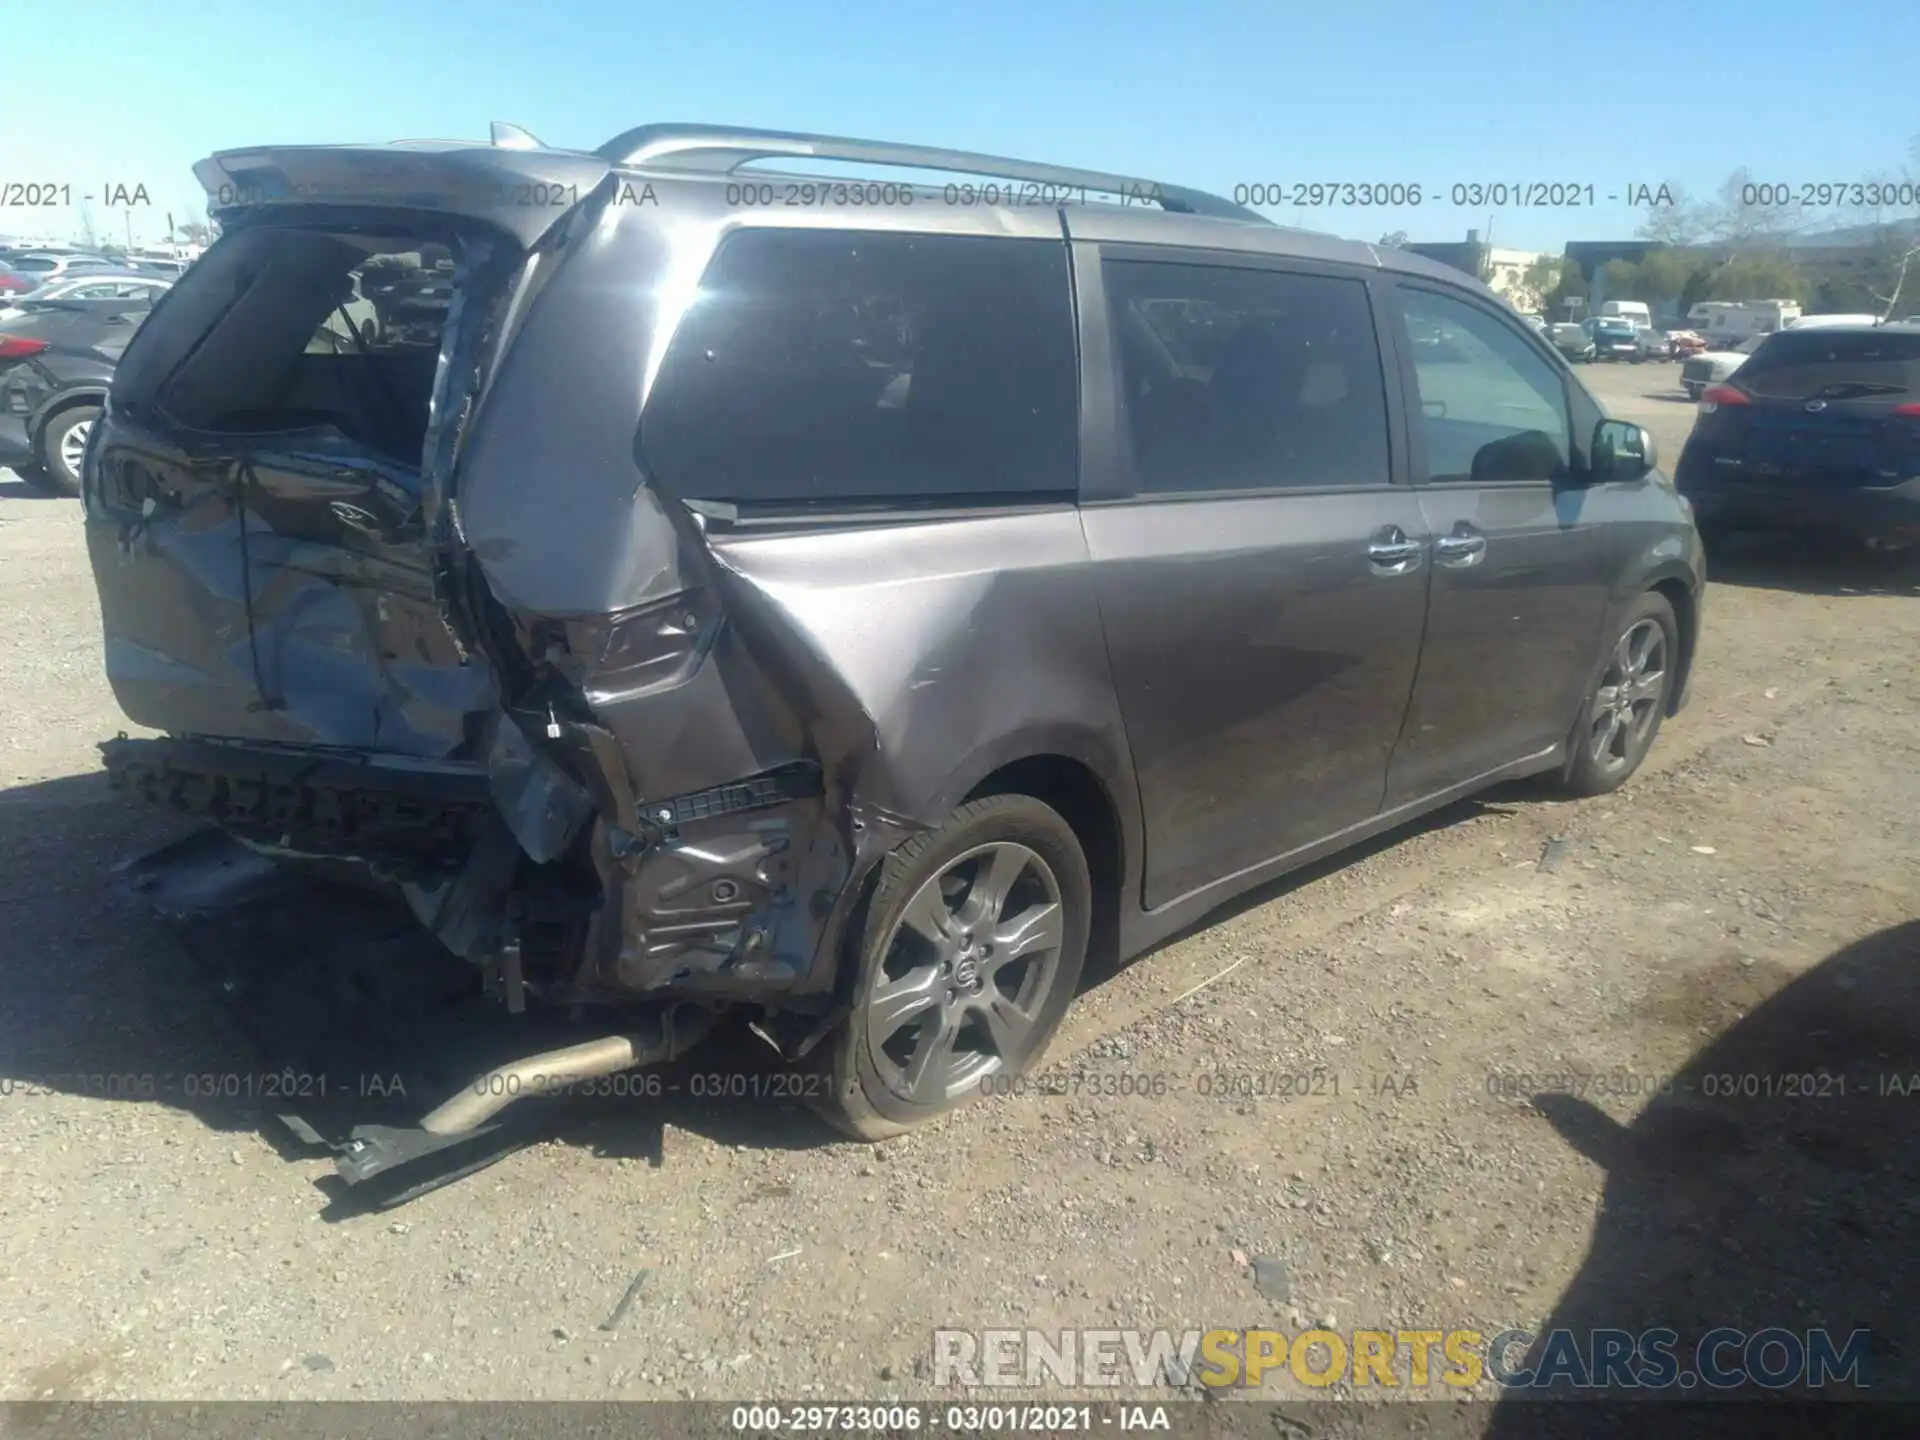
[193,143,612,249]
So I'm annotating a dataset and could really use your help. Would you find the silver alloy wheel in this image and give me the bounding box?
[865,841,1067,1105]
[58,417,93,479]
[1590,618,1667,771]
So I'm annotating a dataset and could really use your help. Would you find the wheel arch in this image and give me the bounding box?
[1646,571,1699,716]
[29,386,108,445]
[803,727,1144,1002]
[883,727,1144,978]
[1560,568,1700,785]
[961,751,1130,976]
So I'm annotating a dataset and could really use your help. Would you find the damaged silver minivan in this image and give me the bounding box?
[84,124,1704,1162]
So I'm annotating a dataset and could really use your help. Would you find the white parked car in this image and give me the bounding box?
[1678,334,1768,400]
[6,252,119,284]
[0,271,173,321]
[311,274,383,351]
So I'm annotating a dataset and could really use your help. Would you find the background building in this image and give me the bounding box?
[1405,230,1552,312]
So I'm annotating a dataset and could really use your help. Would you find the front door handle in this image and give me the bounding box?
[1434,527,1487,567]
[1367,526,1424,575]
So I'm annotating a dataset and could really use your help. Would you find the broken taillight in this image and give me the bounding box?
[0,336,51,359]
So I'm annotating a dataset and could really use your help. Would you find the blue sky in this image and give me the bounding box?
[5,0,1915,253]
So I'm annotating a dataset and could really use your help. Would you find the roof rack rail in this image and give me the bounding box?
[594,123,1266,224]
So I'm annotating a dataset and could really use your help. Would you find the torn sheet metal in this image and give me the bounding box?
[89,426,497,757]
[84,179,1135,1023]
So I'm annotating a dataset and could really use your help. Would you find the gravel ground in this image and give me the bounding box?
[2,360,1917,1414]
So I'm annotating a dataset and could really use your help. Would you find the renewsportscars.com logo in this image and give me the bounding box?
[932,1326,1873,1391]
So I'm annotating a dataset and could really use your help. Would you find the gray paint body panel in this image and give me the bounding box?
[81,134,1705,1021]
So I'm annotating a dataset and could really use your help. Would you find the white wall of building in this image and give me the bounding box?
[1483,247,1549,312]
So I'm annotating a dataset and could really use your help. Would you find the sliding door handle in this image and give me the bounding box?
[1367,527,1424,574]
[1434,528,1487,567]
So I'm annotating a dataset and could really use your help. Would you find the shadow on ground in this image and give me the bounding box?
[1704,529,1920,599]
[1481,919,1920,1435]
[0,472,64,501]
[1087,792,1502,989]
[0,772,851,1216]
[0,766,1509,1216]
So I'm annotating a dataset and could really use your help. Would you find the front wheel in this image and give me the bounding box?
[808,794,1091,1141]
[1557,592,1679,797]
[37,404,100,497]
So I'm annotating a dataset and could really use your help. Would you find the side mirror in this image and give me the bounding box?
[1592,418,1656,484]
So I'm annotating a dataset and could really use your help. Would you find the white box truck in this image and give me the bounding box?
[1599,300,1653,328]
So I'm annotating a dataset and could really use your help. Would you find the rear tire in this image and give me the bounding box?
[1556,592,1679,798]
[37,404,100,497]
[808,795,1091,1142]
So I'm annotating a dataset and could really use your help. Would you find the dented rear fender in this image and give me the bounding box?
[85,178,1144,1019]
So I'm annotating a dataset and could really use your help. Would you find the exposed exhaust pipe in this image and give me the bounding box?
[420,1008,716,1135]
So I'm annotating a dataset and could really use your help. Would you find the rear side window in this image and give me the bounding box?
[1103,260,1391,494]
[640,230,1078,506]
[1736,330,1920,399]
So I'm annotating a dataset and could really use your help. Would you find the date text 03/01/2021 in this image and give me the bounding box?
[1227,182,1680,208]
[0,1071,405,1101]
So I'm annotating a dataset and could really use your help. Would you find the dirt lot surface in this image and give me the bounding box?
[2,359,1916,1413]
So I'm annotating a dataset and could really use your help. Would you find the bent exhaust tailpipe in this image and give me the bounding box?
[421,1008,716,1135]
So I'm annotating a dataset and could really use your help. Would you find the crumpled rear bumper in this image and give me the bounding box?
[101,734,496,877]
[118,824,716,1204]
[101,730,851,1010]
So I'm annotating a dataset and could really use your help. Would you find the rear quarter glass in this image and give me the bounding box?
[637,228,1079,508]
[1737,333,1920,397]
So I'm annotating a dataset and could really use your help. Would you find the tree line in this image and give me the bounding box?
[1384,135,1920,323]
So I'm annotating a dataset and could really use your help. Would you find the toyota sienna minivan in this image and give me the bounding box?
[82,123,1704,1177]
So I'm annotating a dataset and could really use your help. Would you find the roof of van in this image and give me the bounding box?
[621,163,1512,299]
[198,124,1515,306]
[590,121,1514,298]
